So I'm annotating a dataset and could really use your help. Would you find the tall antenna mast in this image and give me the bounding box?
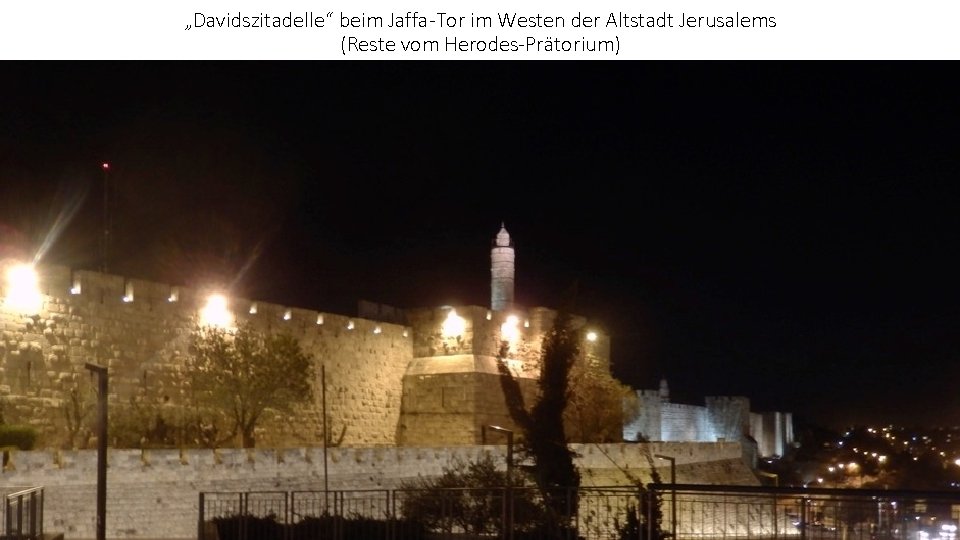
[101,162,111,272]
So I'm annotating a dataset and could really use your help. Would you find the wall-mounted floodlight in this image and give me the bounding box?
[500,314,520,343]
[199,293,233,328]
[442,308,466,338]
[3,263,42,315]
[586,331,598,342]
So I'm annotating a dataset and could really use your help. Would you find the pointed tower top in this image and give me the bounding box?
[494,223,512,247]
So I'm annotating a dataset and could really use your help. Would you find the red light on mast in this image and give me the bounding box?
[101,162,110,170]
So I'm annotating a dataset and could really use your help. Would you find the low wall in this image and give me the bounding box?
[0,442,757,539]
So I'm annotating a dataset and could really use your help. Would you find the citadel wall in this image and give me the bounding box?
[0,264,411,447]
[399,305,610,445]
[624,387,793,457]
[1,265,613,449]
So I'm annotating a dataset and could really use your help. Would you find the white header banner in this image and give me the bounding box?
[3,0,958,60]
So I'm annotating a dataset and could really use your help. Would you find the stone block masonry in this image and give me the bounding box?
[0,264,412,448]
[0,442,756,539]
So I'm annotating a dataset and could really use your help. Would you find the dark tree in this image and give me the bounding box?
[497,309,581,523]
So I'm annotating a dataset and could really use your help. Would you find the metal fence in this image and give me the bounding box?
[200,486,641,540]
[647,483,960,540]
[3,486,44,540]
[200,485,960,540]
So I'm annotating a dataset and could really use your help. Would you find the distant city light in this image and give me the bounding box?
[441,309,466,338]
[101,162,110,170]
[199,293,233,328]
[3,263,42,314]
[586,331,598,342]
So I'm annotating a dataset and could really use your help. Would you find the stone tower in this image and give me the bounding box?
[490,223,515,311]
[659,378,670,403]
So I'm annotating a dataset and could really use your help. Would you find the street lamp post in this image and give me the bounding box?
[483,425,514,540]
[85,363,108,540]
[655,454,677,539]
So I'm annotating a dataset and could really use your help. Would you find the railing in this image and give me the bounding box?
[3,486,44,540]
[647,483,960,540]
[201,484,960,540]
[200,486,641,540]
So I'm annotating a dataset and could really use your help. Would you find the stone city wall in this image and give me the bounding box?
[750,411,794,457]
[0,441,755,539]
[0,264,411,448]
[624,389,792,457]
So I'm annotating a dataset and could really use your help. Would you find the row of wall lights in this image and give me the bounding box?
[0,266,400,338]
[441,308,600,343]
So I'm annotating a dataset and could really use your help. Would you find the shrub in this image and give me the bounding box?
[0,425,38,450]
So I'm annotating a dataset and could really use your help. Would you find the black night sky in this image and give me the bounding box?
[1,62,958,430]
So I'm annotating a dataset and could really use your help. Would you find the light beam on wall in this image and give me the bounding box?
[3,263,43,315]
[442,309,466,338]
[199,293,233,328]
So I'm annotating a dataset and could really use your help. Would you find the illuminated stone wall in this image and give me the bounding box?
[750,411,794,457]
[0,264,411,448]
[624,386,792,458]
[0,441,755,539]
[399,305,611,445]
[0,265,612,449]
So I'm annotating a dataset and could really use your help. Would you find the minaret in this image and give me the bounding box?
[490,223,515,311]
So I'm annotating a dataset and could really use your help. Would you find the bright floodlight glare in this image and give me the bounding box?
[500,314,520,343]
[586,331,598,342]
[441,308,466,338]
[199,293,233,328]
[4,263,43,314]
